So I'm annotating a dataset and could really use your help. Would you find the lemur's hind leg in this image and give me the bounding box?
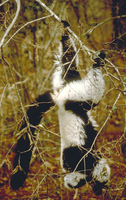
[11,91,54,190]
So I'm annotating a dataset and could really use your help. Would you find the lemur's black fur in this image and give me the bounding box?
[60,21,81,83]
[10,92,54,190]
[11,21,110,195]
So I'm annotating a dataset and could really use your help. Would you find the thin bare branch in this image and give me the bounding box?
[36,0,94,58]
[83,15,126,37]
[1,52,34,145]
[0,0,20,48]
[36,0,61,22]
[38,1,66,94]
[43,2,65,55]
[29,174,47,200]
[3,14,52,47]
[0,0,9,7]
[0,85,7,117]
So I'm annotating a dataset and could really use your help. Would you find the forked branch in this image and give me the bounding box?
[0,0,20,48]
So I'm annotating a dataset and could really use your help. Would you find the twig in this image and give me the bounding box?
[1,46,18,121]
[91,92,121,150]
[106,59,124,84]
[36,0,126,78]
[83,15,126,37]
[43,2,65,55]
[63,46,81,80]
[38,1,66,94]
[3,15,52,48]
[0,0,9,7]
[29,174,47,199]
[39,62,56,94]
[1,52,34,145]
[0,85,7,117]
[105,72,120,82]
[9,78,28,90]
[0,0,20,48]
[36,0,94,58]
[36,0,60,22]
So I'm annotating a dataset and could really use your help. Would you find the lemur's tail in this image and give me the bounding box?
[11,92,54,190]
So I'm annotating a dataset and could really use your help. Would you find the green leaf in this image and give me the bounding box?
[111,106,117,112]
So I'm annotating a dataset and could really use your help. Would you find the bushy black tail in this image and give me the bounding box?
[10,91,54,190]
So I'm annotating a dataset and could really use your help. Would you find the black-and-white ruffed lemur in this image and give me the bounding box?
[10,21,110,195]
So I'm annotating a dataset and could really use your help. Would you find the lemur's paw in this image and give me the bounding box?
[61,20,70,28]
[92,181,105,195]
[92,158,110,183]
[90,158,110,195]
[64,172,86,189]
[93,51,106,67]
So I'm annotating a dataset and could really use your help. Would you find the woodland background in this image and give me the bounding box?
[0,0,126,199]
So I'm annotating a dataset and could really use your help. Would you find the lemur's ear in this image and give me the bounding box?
[61,20,70,28]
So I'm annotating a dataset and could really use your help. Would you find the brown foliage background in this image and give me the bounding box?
[0,0,126,199]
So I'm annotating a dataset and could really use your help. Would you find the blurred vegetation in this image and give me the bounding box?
[0,0,126,199]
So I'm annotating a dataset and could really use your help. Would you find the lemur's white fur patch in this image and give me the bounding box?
[52,38,79,93]
[52,67,105,107]
[52,66,105,169]
[52,63,64,93]
[87,111,99,128]
[51,29,110,190]
[64,172,86,189]
[58,108,87,169]
[92,158,111,183]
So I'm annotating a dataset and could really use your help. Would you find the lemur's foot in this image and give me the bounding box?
[64,172,86,189]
